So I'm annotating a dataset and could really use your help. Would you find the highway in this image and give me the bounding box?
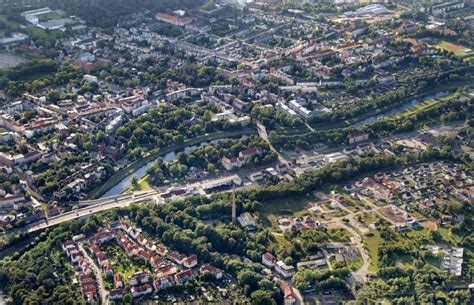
[10,190,160,235]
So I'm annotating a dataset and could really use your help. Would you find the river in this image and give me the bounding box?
[353,91,451,127]
[100,137,246,198]
[99,91,453,197]
[0,52,24,69]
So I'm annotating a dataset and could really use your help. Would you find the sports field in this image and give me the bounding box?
[436,40,471,57]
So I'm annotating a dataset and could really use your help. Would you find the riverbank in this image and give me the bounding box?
[89,128,257,199]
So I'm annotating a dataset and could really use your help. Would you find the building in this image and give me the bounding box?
[110,288,124,300]
[200,264,224,279]
[128,272,151,286]
[221,156,245,171]
[131,283,152,298]
[114,273,123,288]
[239,147,263,160]
[167,251,185,265]
[442,247,464,276]
[182,255,198,268]
[430,1,465,16]
[202,175,242,193]
[275,261,295,279]
[237,212,257,231]
[175,269,196,283]
[155,12,194,26]
[280,281,296,305]
[347,131,369,144]
[324,152,348,164]
[154,275,175,291]
[262,252,277,268]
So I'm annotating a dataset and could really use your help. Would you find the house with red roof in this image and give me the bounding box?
[156,263,178,278]
[136,234,147,246]
[239,146,263,160]
[138,249,152,262]
[96,252,108,266]
[175,269,196,283]
[280,281,296,305]
[128,271,151,286]
[90,230,114,244]
[151,256,165,269]
[167,251,185,265]
[262,252,277,268]
[154,275,175,291]
[110,288,124,300]
[131,283,152,298]
[103,262,113,278]
[182,255,198,268]
[114,273,123,288]
[200,264,223,280]
[156,245,168,256]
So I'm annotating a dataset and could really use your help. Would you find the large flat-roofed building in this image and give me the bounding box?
[431,1,465,16]
[202,175,242,193]
[237,212,257,231]
[275,261,295,278]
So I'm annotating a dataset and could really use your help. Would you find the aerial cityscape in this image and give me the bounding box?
[0,0,473,304]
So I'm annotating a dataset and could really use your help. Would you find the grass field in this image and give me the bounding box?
[0,15,20,30]
[436,40,471,57]
[258,194,316,216]
[392,92,459,120]
[365,231,382,272]
[38,11,63,22]
[127,174,152,193]
[357,212,378,226]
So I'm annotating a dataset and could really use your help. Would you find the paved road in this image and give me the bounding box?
[4,191,160,235]
[321,201,376,281]
[79,243,108,304]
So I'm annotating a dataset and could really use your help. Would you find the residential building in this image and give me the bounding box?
[275,261,295,278]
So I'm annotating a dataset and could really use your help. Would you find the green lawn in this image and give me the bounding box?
[357,212,378,226]
[391,92,460,121]
[328,228,352,242]
[127,174,152,193]
[0,15,20,30]
[436,227,463,245]
[436,40,471,57]
[365,231,382,272]
[258,194,316,216]
[405,228,435,244]
[38,11,63,22]
[200,0,218,11]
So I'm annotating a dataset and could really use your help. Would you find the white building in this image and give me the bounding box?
[275,261,295,278]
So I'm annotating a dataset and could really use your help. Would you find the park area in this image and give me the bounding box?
[435,40,472,58]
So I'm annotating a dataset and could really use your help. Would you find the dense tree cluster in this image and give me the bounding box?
[292,268,351,293]
[146,136,277,184]
[47,0,207,28]
[355,266,472,304]
[115,107,202,157]
[0,225,85,304]
[0,62,82,99]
